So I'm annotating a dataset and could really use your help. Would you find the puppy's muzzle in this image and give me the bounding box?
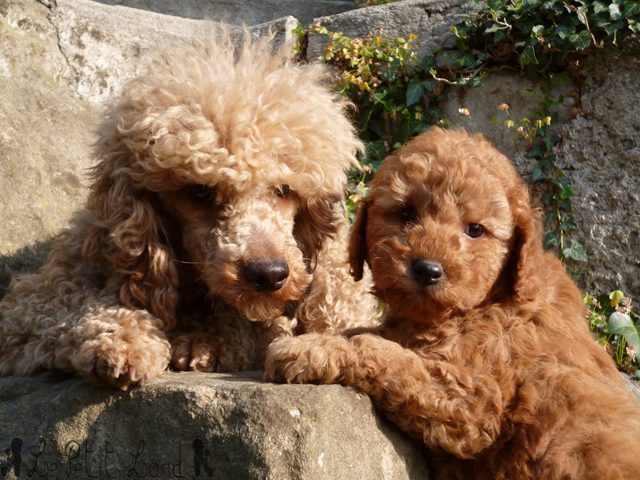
[410,259,443,287]
[242,260,290,292]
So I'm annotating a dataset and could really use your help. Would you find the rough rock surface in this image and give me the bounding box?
[308,0,473,61]
[0,0,99,257]
[441,73,577,160]
[0,372,430,480]
[95,0,357,28]
[50,0,298,103]
[556,53,640,298]
[622,374,640,404]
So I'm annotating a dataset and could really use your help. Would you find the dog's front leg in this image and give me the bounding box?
[265,332,503,459]
[53,305,171,390]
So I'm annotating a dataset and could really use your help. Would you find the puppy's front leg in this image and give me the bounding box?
[266,333,503,459]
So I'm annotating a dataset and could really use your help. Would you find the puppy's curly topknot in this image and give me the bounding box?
[0,25,377,389]
[266,128,640,479]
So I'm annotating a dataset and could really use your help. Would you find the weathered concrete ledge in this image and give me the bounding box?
[0,372,430,479]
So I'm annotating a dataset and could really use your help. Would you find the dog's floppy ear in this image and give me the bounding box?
[82,145,179,330]
[294,197,342,266]
[348,197,370,281]
[508,184,546,304]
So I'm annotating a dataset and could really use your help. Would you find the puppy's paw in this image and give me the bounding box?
[74,332,170,390]
[170,332,255,372]
[171,333,219,372]
[264,333,352,384]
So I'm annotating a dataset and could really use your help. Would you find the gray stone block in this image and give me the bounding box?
[93,0,358,28]
[0,372,430,480]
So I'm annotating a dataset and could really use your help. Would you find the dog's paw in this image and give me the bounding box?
[171,333,219,372]
[264,333,351,384]
[74,332,170,390]
[170,332,254,372]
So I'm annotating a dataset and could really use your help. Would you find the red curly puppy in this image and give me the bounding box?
[266,128,640,479]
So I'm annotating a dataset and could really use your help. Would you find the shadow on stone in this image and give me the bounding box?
[0,240,54,299]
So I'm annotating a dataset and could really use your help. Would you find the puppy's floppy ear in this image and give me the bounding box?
[348,197,370,281]
[508,184,546,304]
[82,140,179,330]
[294,197,342,266]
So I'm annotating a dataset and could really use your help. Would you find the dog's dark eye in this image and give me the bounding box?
[188,184,217,203]
[276,184,291,199]
[399,204,417,224]
[465,223,485,238]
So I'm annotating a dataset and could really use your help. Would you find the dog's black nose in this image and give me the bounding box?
[243,260,289,292]
[411,259,443,286]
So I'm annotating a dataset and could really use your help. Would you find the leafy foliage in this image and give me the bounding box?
[493,97,586,262]
[309,25,445,209]
[311,26,436,170]
[586,291,640,376]
[454,0,640,75]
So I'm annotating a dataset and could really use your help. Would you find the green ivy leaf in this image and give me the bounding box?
[559,183,574,200]
[563,240,588,262]
[593,1,609,14]
[519,43,539,65]
[371,91,390,108]
[625,2,640,17]
[422,55,437,70]
[531,166,549,182]
[555,24,575,39]
[406,79,424,107]
[532,24,545,36]
[605,20,625,34]
[559,217,578,230]
[609,2,623,21]
[386,57,401,81]
[568,30,592,49]
[544,231,560,249]
[608,312,640,350]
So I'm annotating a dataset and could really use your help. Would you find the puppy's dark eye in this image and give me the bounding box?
[465,223,485,238]
[276,184,291,198]
[399,204,417,224]
[188,184,217,203]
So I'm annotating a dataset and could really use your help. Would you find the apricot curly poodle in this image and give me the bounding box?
[0,28,376,389]
[266,128,640,479]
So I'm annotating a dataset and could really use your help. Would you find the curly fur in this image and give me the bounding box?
[0,26,377,389]
[266,128,640,479]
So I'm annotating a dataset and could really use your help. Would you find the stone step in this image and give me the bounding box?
[0,372,430,480]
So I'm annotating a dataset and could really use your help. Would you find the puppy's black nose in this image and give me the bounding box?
[411,259,443,286]
[243,260,289,292]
